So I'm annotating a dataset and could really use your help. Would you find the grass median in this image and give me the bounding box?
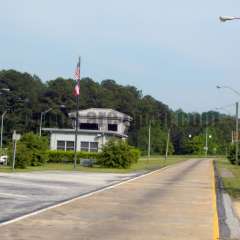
[216,158,240,199]
[0,155,193,173]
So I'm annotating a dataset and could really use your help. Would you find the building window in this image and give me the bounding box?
[57,141,65,151]
[80,123,99,130]
[90,142,98,152]
[108,124,118,132]
[81,141,89,152]
[66,141,75,151]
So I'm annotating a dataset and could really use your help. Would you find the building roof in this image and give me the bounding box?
[68,108,132,121]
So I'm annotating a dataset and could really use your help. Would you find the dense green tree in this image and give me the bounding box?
[0,69,235,155]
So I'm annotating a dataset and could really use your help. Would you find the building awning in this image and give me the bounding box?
[42,128,128,138]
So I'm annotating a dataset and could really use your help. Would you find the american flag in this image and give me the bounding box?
[73,58,80,96]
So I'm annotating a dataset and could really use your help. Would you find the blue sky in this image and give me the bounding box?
[1,0,240,113]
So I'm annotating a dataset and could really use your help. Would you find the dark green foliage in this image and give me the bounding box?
[20,133,49,166]
[8,142,31,168]
[137,124,174,155]
[8,132,49,168]
[227,144,240,165]
[98,140,140,169]
[48,150,99,163]
[130,147,141,163]
[0,69,236,156]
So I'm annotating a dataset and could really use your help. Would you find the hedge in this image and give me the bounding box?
[47,150,99,164]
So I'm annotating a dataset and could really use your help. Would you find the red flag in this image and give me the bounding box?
[73,59,80,96]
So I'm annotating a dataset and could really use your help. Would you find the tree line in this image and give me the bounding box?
[0,69,235,155]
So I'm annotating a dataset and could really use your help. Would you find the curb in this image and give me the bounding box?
[212,160,220,240]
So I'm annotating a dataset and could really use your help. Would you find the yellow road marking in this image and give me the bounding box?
[212,160,220,240]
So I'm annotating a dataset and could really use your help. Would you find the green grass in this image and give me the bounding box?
[216,158,240,199]
[0,155,193,174]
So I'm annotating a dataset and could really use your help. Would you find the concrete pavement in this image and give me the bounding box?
[0,159,217,240]
[0,171,139,223]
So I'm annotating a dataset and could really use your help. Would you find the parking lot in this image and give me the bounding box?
[0,171,139,223]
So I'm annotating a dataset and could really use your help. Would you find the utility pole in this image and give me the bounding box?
[236,102,239,165]
[148,121,151,160]
[39,112,43,136]
[205,128,208,157]
[0,111,7,150]
[165,129,170,160]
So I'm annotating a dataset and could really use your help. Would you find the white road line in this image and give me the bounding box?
[0,192,29,199]
[0,159,193,228]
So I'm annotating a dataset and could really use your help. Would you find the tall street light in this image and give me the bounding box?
[148,121,151,160]
[39,105,67,136]
[0,110,7,150]
[219,16,240,22]
[205,128,212,157]
[0,88,10,150]
[39,108,53,136]
[217,85,240,164]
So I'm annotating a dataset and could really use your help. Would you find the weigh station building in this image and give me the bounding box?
[43,108,132,152]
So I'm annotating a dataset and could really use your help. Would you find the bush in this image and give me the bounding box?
[98,140,140,169]
[8,142,32,168]
[129,147,141,163]
[20,133,49,166]
[8,132,49,168]
[227,144,240,165]
[48,150,99,163]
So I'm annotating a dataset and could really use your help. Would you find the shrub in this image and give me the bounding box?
[48,150,99,163]
[8,132,49,168]
[227,144,240,165]
[20,133,49,166]
[129,147,141,163]
[98,140,140,169]
[8,142,32,168]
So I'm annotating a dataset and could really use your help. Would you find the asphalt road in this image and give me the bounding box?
[0,159,216,240]
[0,171,139,223]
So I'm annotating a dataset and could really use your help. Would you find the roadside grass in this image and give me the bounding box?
[0,155,194,173]
[216,158,240,199]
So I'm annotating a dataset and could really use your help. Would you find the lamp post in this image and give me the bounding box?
[0,110,7,150]
[148,121,151,160]
[217,85,240,164]
[204,128,212,157]
[39,108,53,136]
[165,128,170,160]
[0,88,11,150]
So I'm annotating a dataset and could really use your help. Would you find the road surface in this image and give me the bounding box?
[0,171,139,223]
[0,159,217,240]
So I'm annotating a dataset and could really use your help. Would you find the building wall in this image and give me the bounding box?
[50,132,108,152]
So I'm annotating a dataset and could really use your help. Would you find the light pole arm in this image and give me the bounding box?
[220,16,240,22]
[217,85,240,98]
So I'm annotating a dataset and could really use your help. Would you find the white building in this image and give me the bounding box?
[43,108,132,152]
